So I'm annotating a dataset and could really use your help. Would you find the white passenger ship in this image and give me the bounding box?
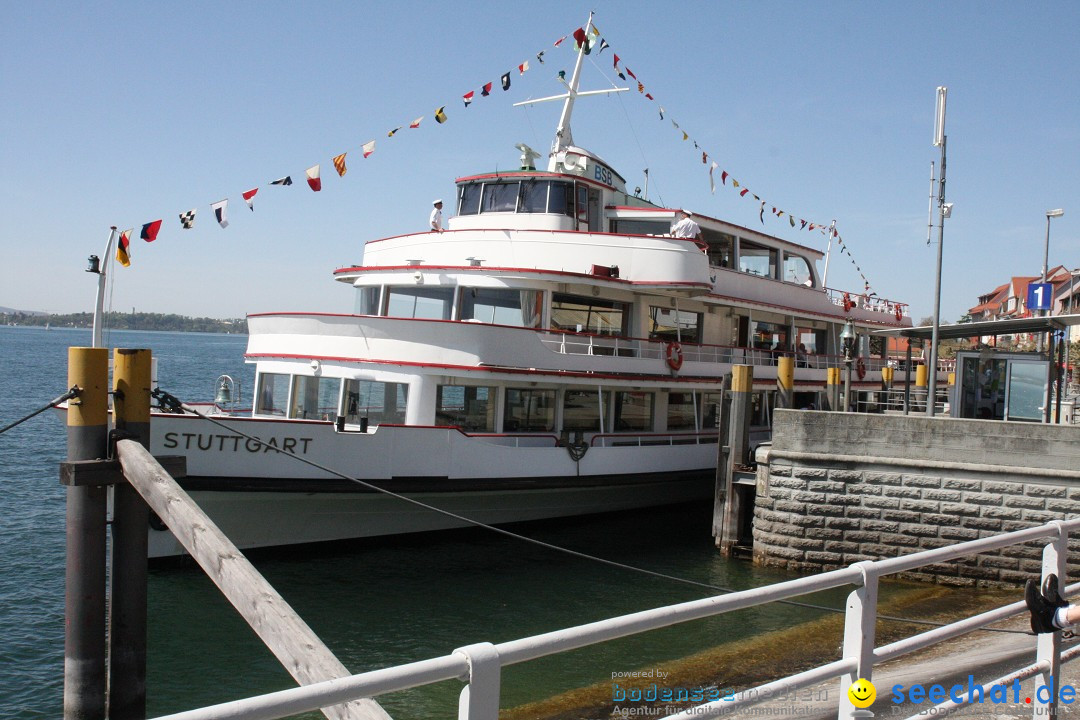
[145,25,910,557]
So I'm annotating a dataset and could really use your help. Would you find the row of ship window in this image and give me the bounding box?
[255,373,723,434]
[356,285,703,342]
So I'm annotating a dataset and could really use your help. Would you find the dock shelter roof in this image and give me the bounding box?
[872,314,1080,341]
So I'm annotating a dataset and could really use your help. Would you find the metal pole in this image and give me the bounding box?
[1056,337,1064,424]
[92,228,119,350]
[110,348,152,720]
[903,344,912,415]
[1045,333,1055,424]
[927,136,946,416]
[64,348,110,720]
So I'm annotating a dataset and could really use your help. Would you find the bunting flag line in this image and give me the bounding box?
[658,106,664,120]
[140,219,161,242]
[721,170,729,185]
[709,162,718,193]
[557,70,567,84]
[116,228,132,267]
[597,39,610,54]
[306,165,321,192]
[121,23,587,273]
[211,199,229,228]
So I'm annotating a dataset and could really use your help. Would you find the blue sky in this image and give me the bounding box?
[2,1,1078,323]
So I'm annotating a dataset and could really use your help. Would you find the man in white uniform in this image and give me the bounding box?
[430,199,444,232]
[670,209,703,243]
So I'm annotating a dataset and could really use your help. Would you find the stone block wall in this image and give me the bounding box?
[753,410,1080,586]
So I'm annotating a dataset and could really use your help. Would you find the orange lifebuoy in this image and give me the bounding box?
[895,306,903,322]
[665,341,684,371]
[856,357,867,380]
[843,293,853,312]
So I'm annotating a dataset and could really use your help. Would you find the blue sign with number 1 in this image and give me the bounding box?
[1027,282,1053,311]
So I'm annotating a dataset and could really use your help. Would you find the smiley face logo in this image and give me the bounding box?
[848,678,876,708]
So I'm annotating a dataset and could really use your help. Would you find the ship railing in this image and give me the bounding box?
[151,517,1080,720]
[464,432,561,448]
[589,430,718,448]
[540,330,893,374]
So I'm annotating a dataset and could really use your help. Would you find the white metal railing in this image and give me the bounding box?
[539,330,900,373]
[152,518,1080,720]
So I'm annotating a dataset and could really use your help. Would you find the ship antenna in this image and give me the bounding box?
[551,12,594,155]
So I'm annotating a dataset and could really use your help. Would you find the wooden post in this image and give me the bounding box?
[114,440,391,720]
[776,356,794,410]
[110,349,151,720]
[716,365,752,554]
[64,348,109,720]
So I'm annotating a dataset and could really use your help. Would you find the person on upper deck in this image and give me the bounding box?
[430,199,444,233]
[670,209,704,248]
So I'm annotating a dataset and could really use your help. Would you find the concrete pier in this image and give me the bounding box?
[753,409,1080,585]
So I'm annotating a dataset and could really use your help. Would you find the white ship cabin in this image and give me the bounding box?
[245,143,909,440]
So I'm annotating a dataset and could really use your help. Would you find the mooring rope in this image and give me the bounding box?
[152,387,1037,636]
[0,386,79,437]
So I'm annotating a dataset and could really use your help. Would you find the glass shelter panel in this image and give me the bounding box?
[503,388,556,432]
[739,241,778,278]
[255,373,290,417]
[614,391,653,432]
[562,389,611,433]
[386,286,454,320]
[550,293,629,336]
[343,379,408,426]
[290,376,341,420]
[436,385,496,431]
[1006,362,1046,421]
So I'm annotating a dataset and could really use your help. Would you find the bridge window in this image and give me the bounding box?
[386,286,454,320]
[290,376,341,420]
[705,231,735,268]
[551,293,629,336]
[354,286,381,315]
[436,384,496,431]
[503,388,556,431]
[458,183,482,215]
[611,219,669,236]
[739,240,778,278]
[783,254,813,286]
[482,182,519,213]
[343,379,408,426]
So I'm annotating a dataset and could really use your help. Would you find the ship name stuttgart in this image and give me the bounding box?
[163,431,314,454]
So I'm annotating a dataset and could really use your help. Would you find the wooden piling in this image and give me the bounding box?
[715,365,752,554]
[109,349,151,720]
[64,348,109,720]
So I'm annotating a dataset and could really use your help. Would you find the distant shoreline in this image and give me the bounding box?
[0,311,246,334]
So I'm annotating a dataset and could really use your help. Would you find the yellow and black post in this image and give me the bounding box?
[110,348,152,720]
[64,348,109,720]
[826,367,842,412]
[776,355,794,410]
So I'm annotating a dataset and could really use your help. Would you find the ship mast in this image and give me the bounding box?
[551,12,594,156]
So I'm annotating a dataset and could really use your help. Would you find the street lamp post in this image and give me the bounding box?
[1038,209,1064,352]
[841,320,855,412]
